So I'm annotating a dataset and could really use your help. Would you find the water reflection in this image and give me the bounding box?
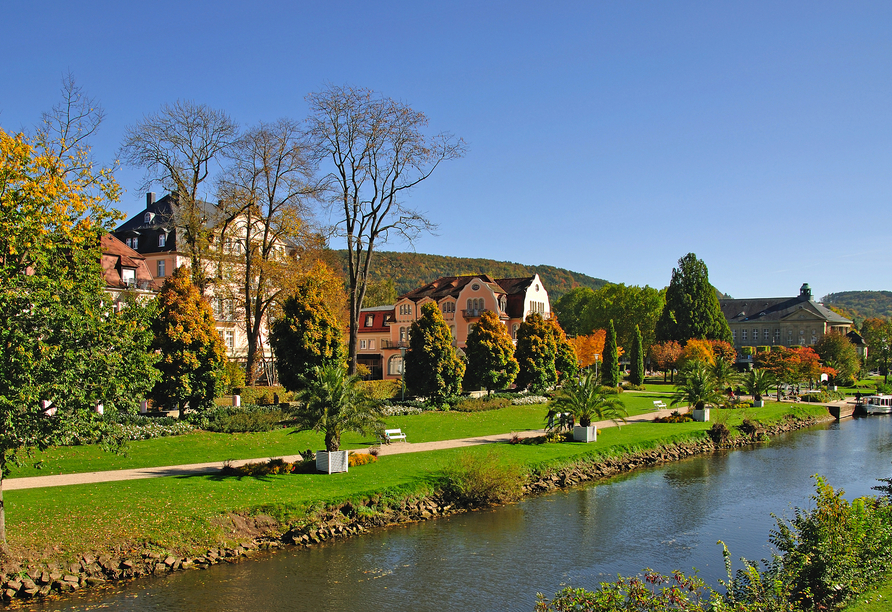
[22,417,892,612]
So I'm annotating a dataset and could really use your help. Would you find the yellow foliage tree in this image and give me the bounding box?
[568,330,606,369]
[680,338,716,367]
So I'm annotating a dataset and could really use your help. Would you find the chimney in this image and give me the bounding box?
[146,192,156,209]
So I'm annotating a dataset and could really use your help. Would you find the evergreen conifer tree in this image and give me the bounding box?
[630,325,645,386]
[547,317,579,383]
[655,253,732,344]
[464,310,519,392]
[515,312,558,392]
[151,266,228,416]
[404,302,465,401]
[270,275,344,392]
[602,319,621,388]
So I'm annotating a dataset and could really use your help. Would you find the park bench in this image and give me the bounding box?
[653,400,668,410]
[382,428,407,444]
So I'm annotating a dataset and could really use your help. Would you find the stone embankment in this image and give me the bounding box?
[0,414,829,605]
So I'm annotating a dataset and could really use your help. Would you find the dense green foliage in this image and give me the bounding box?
[515,312,558,392]
[814,332,861,384]
[629,325,645,386]
[822,291,892,321]
[404,302,465,401]
[549,318,579,383]
[333,250,608,301]
[861,318,892,380]
[200,405,288,433]
[293,364,385,452]
[151,266,227,415]
[655,253,732,344]
[464,309,519,391]
[270,276,344,392]
[601,320,621,388]
[554,283,664,351]
[671,361,723,411]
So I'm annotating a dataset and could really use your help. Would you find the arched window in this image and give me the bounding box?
[388,355,403,376]
[399,327,407,342]
[512,324,519,340]
[467,299,472,311]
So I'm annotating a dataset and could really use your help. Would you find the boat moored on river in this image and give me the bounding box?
[864,394,892,415]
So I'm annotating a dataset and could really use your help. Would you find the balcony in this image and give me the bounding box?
[380,340,409,350]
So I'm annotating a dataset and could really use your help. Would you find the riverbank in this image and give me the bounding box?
[0,405,833,605]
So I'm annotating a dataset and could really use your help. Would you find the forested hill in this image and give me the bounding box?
[821,291,892,320]
[332,251,609,300]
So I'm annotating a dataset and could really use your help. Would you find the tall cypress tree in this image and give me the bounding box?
[464,310,519,392]
[630,325,645,386]
[602,320,621,388]
[655,253,732,344]
[515,312,558,392]
[404,302,465,401]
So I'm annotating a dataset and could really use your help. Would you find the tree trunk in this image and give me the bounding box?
[324,431,340,452]
[0,476,8,558]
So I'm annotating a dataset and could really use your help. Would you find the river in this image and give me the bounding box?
[24,416,892,611]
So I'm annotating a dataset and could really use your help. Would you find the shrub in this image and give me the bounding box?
[439,450,525,507]
[358,379,402,401]
[452,397,510,412]
[738,418,762,438]
[623,383,647,391]
[198,405,288,433]
[348,452,378,467]
[708,422,731,445]
[222,361,246,394]
[222,457,301,476]
[654,411,692,423]
[510,395,550,406]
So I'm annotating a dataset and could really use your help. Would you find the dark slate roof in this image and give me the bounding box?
[398,275,507,302]
[719,293,852,325]
[115,192,223,235]
[495,277,535,295]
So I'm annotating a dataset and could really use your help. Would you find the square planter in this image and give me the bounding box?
[691,408,710,422]
[752,399,764,408]
[316,450,349,474]
[573,425,597,443]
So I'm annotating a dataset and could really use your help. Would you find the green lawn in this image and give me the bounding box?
[2,403,828,562]
[843,578,892,612]
[12,392,680,479]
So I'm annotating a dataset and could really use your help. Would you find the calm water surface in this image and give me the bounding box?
[25,416,892,612]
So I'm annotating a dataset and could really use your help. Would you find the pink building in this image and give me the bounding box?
[357,274,551,380]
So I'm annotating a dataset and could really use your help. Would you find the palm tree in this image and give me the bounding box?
[743,369,775,404]
[547,370,628,428]
[294,364,385,452]
[671,362,723,412]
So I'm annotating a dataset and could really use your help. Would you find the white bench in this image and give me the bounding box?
[653,400,668,410]
[382,428,407,444]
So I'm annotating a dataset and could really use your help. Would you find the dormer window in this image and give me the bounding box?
[126,237,138,249]
[144,212,154,224]
[121,268,136,287]
[365,314,374,327]
[158,233,166,247]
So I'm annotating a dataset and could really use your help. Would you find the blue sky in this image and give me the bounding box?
[3,1,890,299]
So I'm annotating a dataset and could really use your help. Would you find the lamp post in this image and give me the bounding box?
[594,353,600,382]
[400,346,407,401]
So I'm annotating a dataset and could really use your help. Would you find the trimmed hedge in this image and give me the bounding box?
[232,386,293,405]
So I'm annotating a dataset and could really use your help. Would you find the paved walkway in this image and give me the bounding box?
[4,406,693,491]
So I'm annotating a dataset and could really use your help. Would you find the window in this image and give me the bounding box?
[732,329,737,342]
[214,298,223,319]
[763,329,769,341]
[399,327,407,342]
[368,339,375,350]
[157,259,166,277]
[126,237,138,249]
[512,324,519,340]
[144,212,153,224]
[224,299,234,321]
[742,329,748,341]
[224,330,234,350]
[360,339,367,350]
[774,329,781,342]
[122,268,136,286]
[365,315,374,327]
[158,233,166,247]
[388,355,403,376]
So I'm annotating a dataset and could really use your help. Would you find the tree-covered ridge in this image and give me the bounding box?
[821,291,892,321]
[331,250,609,300]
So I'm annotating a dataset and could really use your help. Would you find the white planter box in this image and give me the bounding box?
[573,425,597,443]
[692,408,710,422]
[316,450,349,474]
[752,399,764,408]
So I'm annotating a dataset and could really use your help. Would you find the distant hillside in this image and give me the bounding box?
[333,251,609,300]
[821,291,892,321]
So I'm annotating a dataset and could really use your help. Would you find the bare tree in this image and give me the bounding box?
[119,100,238,292]
[306,85,465,374]
[216,119,319,384]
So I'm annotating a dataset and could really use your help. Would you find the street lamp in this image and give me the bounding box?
[400,346,407,401]
[594,353,600,381]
